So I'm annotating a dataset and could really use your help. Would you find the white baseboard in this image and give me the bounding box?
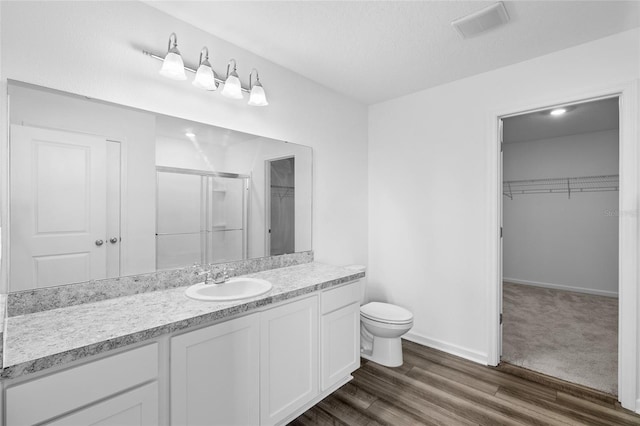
[503,277,618,298]
[403,331,488,365]
[636,398,640,414]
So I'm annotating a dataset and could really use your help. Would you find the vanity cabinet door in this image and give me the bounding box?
[260,296,319,426]
[171,313,260,426]
[44,382,158,426]
[5,343,158,426]
[321,301,360,391]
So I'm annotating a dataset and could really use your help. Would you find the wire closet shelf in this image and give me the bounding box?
[503,174,619,200]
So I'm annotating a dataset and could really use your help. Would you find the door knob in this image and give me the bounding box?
[95,239,104,246]
[110,237,119,244]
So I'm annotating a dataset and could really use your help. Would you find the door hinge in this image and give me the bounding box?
[500,313,503,325]
[500,227,503,238]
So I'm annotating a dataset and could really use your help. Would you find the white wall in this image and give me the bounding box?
[503,130,619,297]
[368,29,639,365]
[0,0,369,294]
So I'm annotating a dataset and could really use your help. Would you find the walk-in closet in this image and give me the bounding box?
[501,97,619,395]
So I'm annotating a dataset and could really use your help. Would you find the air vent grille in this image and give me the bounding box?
[452,2,510,39]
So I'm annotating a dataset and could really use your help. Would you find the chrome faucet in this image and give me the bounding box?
[193,263,214,284]
[193,264,231,285]
[211,268,229,284]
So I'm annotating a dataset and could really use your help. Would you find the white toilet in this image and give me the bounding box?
[345,265,414,367]
[360,302,413,367]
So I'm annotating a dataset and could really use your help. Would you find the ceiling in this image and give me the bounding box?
[503,97,619,144]
[145,1,640,105]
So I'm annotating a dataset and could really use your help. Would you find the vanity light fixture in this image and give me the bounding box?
[221,59,244,99]
[145,34,268,106]
[248,69,269,106]
[159,33,187,80]
[192,47,217,91]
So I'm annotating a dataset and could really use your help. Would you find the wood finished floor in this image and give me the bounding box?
[289,340,640,426]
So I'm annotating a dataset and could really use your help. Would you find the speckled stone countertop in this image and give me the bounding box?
[1,262,364,380]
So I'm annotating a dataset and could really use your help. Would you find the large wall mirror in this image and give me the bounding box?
[6,81,312,292]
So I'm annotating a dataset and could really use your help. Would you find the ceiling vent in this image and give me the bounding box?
[451,2,510,39]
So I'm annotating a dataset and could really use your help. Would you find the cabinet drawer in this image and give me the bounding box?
[6,343,158,425]
[321,281,361,314]
[45,382,159,426]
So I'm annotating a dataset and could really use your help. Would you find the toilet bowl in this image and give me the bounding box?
[360,302,413,367]
[343,265,414,368]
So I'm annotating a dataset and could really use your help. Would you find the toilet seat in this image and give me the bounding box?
[360,302,413,325]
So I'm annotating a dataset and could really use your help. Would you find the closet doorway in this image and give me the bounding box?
[266,156,295,256]
[500,97,620,395]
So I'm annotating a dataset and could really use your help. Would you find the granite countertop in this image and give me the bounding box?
[1,262,364,380]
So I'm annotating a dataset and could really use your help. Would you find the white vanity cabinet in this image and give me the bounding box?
[170,295,319,426]
[4,343,159,426]
[170,313,260,426]
[320,281,361,391]
[1,279,362,426]
[260,295,319,426]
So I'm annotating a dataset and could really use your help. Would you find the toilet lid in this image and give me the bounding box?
[360,302,413,324]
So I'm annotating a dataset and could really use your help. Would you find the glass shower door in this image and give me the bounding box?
[156,167,249,270]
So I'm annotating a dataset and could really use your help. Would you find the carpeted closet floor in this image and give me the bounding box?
[501,282,618,395]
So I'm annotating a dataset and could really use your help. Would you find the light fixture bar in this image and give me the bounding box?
[143,50,250,93]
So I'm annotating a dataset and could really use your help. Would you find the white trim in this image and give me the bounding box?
[503,278,618,298]
[403,331,488,366]
[0,82,9,294]
[636,398,640,415]
[486,80,639,411]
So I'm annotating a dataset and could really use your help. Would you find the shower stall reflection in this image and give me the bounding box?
[156,167,249,270]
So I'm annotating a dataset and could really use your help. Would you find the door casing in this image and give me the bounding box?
[486,80,639,411]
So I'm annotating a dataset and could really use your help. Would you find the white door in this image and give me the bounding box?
[260,296,318,425]
[171,314,260,426]
[10,125,111,290]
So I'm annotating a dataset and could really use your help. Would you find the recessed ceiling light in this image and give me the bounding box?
[550,108,567,116]
[185,131,196,137]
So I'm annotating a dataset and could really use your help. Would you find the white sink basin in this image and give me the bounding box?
[185,277,273,301]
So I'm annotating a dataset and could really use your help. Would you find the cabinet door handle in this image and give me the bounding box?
[110,237,119,244]
[95,239,104,246]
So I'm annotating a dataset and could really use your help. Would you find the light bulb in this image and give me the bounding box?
[159,33,186,80]
[248,81,268,106]
[221,59,244,99]
[159,51,186,80]
[550,108,567,116]
[222,73,243,99]
[192,47,216,91]
[192,61,217,91]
